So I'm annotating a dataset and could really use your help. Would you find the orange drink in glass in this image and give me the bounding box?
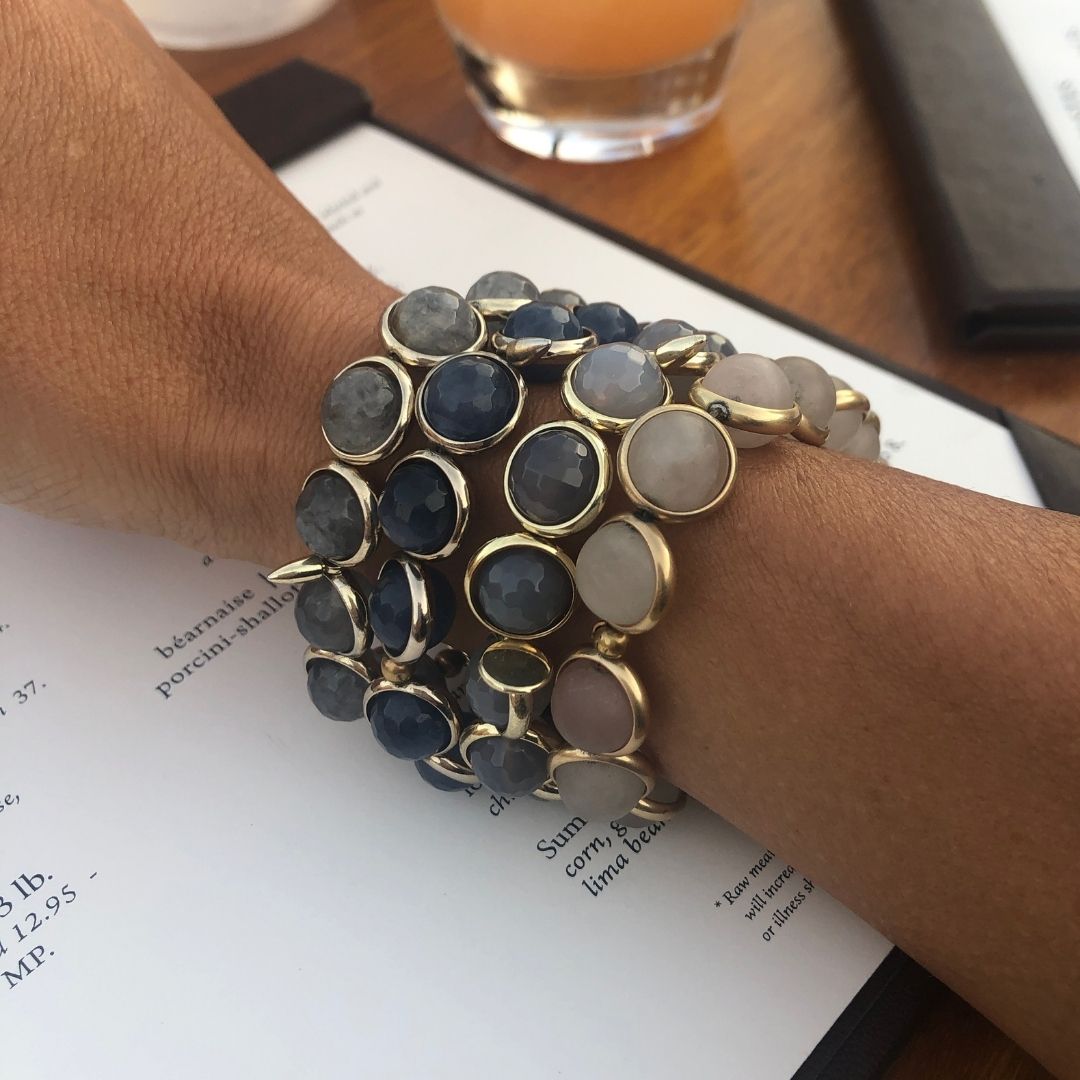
[434,0,748,161]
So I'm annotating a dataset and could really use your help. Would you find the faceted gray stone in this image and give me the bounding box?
[466,270,539,302]
[571,343,666,420]
[306,657,369,722]
[321,363,402,457]
[294,576,357,653]
[389,286,481,355]
[703,330,737,357]
[539,288,585,308]
[470,545,575,637]
[464,646,551,729]
[469,736,549,796]
[294,471,368,562]
[507,426,601,526]
[634,318,696,351]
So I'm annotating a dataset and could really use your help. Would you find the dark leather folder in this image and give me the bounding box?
[838,0,1080,348]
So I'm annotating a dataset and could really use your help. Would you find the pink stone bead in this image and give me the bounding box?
[551,658,638,755]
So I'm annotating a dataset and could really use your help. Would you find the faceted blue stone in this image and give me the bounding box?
[370,559,457,657]
[634,318,696,351]
[415,760,472,792]
[508,426,601,526]
[426,565,457,647]
[369,559,411,656]
[471,545,574,637]
[420,354,520,444]
[576,302,639,345]
[469,736,549,796]
[368,689,453,760]
[294,471,368,562]
[503,302,583,342]
[294,576,356,653]
[379,458,458,556]
[306,657,369,722]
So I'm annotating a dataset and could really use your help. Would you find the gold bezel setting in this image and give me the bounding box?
[834,387,870,414]
[465,533,577,641]
[320,356,414,465]
[373,555,434,665]
[561,351,674,435]
[629,787,688,822]
[299,462,380,567]
[688,379,802,437]
[364,677,461,757]
[473,297,531,320]
[415,352,527,454]
[478,639,553,740]
[553,646,649,757]
[302,646,380,711]
[548,747,657,800]
[578,514,674,634]
[793,412,829,446]
[616,405,738,523]
[422,751,477,786]
[382,450,471,561]
[503,421,612,538]
[328,570,373,657]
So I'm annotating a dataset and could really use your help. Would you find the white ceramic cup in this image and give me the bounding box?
[127,0,337,49]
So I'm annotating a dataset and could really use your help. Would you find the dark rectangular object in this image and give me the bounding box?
[837,0,1080,347]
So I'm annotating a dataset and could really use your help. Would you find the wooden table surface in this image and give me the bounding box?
[176,2,1062,1076]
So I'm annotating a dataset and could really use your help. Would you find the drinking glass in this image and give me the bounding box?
[127,0,337,50]
[433,0,748,162]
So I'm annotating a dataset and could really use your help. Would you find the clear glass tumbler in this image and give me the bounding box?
[433,0,748,162]
[127,0,337,50]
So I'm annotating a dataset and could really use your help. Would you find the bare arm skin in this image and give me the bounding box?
[3,3,1079,1074]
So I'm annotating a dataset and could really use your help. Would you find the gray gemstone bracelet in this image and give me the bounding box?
[270,272,883,823]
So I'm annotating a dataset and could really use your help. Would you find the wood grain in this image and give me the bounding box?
[174,1,1061,1076]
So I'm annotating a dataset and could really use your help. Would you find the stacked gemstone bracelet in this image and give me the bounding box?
[271,272,882,823]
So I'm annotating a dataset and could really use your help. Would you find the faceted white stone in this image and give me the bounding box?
[776,355,836,430]
[844,420,881,461]
[825,376,862,450]
[555,760,647,821]
[625,410,730,514]
[576,521,657,628]
[702,353,794,449]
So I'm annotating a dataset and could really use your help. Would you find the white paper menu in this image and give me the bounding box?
[983,0,1080,198]
[1,124,1041,1079]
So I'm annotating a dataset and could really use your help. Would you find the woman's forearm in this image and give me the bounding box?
[644,444,1080,1076]
[5,3,1080,1073]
